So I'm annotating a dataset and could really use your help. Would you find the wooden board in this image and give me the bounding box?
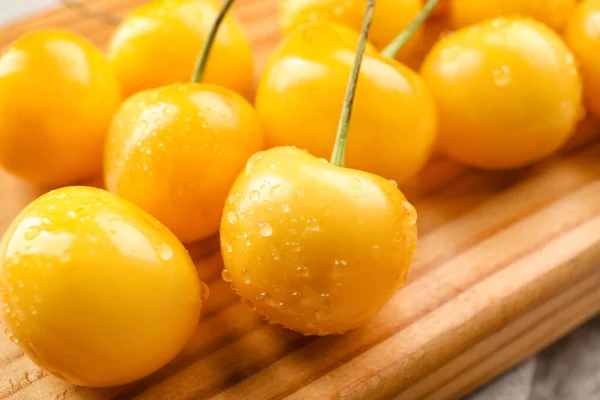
[1,1,600,399]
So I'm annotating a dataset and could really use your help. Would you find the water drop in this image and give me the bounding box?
[24,226,41,241]
[292,291,303,298]
[237,268,248,281]
[270,185,281,197]
[8,333,18,344]
[491,18,504,29]
[245,151,265,176]
[282,204,290,213]
[249,190,260,202]
[199,281,210,301]
[29,306,37,315]
[17,281,24,289]
[315,310,331,321]
[157,244,173,260]
[493,65,511,86]
[402,200,418,225]
[227,211,238,224]
[334,259,348,267]
[221,268,231,282]
[388,179,398,188]
[139,120,149,131]
[320,293,331,305]
[258,221,273,237]
[350,177,362,189]
[305,218,320,232]
[224,242,233,253]
[440,44,461,62]
[296,266,309,276]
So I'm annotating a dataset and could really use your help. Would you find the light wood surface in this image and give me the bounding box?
[1,1,600,399]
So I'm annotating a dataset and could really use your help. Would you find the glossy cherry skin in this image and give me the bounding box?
[449,0,576,32]
[220,147,417,335]
[421,17,583,170]
[107,0,254,99]
[0,29,121,187]
[279,0,424,59]
[105,83,264,244]
[565,0,600,120]
[256,22,437,184]
[0,187,205,387]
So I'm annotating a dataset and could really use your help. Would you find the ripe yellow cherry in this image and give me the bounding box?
[449,0,576,32]
[256,22,437,184]
[0,186,205,387]
[104,83,263,244]
[222,0,417,336]
[105,0,263,244]
[220,147,417,335]
[421,17,583,170]
[107,0,253,99]
[0,29,121,187]
[565,0,600,120]
[278,0,423,58]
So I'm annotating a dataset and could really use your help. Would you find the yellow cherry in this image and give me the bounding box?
[279,0,424,58]
[0,186,205,387]
[222,0,417,335]
[221,147,417,335]
[421,17,583,170]
[256,18,437,184]
[104,0,263,244]
[565,0,600,120]
[0,29,121,187]
[449,0,576,32]
[107,0,254,99]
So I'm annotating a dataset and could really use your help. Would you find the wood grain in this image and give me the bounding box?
[1,1,600,399]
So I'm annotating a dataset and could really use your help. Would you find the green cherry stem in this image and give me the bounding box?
[60,0,121,26]
[192,0,236,83]
[330,0,376,167]
[381,0,439,58]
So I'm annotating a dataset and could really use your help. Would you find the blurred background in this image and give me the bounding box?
[1,1,54,24]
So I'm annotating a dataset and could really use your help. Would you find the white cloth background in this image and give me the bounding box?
[1,2,599,399]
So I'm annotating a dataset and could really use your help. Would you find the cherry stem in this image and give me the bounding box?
[60,0,121,26]
[380,0,438,58]
[330,0,376,167]
[191,0,236,83]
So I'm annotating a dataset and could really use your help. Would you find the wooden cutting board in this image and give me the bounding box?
[2,1,600,399]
